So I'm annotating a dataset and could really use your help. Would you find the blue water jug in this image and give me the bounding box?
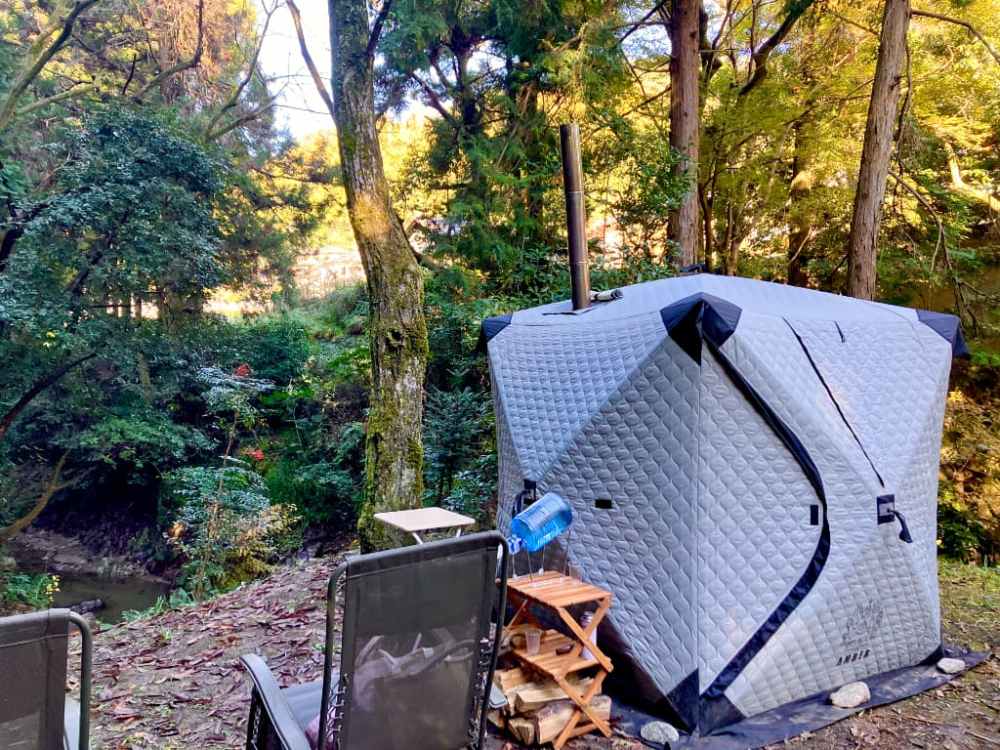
[509,491,573,554]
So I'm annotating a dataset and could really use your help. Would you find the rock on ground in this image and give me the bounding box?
[829,681,871,709]
[937,657,966,674]
[640,720,680,744]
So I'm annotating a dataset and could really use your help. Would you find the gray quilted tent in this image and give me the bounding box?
[482,273,967,735]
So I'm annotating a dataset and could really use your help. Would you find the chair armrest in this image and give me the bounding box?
[241,655,313,750]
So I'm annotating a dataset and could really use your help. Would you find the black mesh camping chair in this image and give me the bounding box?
[0,608,92,750]
[241,532,509,750]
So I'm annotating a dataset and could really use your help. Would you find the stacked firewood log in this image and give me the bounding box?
[489,666,612,746]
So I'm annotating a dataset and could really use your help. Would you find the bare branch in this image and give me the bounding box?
[888,169,971,324]
[0,353,97,445]
[739,0,817,97]
[0,453,73,544]
[205,99,278,142]
[287,0,337,119]
[911,9,1000,66]
[618,1,669,46]
[367,0,395,59]
[16,82,95,118]
[205,1,279,138]
[132,0,205,102]
[0,0,101,131]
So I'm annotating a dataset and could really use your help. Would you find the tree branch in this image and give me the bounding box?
[911,9,1000,66]
[0,452,72,544]
[16,82,95,118]
[205,1,278,138]
[287,0,336,119]
[0,0,101,131]
[888,169,971,325]
[739,0,817,97]
[205,99,278,141]
[366,0,394,59]
[0,353,96,444]
[132,0,205,102]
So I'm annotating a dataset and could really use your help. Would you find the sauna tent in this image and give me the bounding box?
[482,273,967,738]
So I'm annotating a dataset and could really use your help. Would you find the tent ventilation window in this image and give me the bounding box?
[877,494,913,543]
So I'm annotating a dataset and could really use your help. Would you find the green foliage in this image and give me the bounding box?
[0,571,59,610]
[73,415,213,475]
[161,463,295,597]
[239,316,311,384]
[939,362,1000,562]
[121,588,197,623]
[424,388,491,504]
[265,421,366,527]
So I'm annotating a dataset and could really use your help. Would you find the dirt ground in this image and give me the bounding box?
[76,557,998,750]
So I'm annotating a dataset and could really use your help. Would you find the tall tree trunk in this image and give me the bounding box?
[847,0,910,300]
[668,0,701,267]
[329,0,428,551]
[787,118,815,286]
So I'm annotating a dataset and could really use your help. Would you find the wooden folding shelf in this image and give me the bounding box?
[506,571,614,748]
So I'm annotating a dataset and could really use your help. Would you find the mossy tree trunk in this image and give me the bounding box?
[329,0,428,551]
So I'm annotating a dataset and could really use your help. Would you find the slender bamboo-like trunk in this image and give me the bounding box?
[329,0,428,551]
[788,118,815,287]
[847,0,910,300]
[668,0,701,267]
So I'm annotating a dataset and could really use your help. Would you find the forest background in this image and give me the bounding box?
[0,0,997,611]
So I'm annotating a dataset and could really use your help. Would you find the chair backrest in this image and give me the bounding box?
[0,609,91,750]
[319,532,508,750]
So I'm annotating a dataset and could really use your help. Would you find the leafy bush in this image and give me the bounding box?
[265,421,366,528]
[939,362,1000,562]
[161,464,297,597]
[239,316,311,384]
[424,388,491,505]
[1,572,60,610]
[73,414,213,475]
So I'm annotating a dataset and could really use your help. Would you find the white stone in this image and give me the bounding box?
[937,657,965,674]
[640,720,680,745]
[829,681,871,709]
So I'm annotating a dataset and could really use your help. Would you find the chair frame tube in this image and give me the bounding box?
[67,611,92,750]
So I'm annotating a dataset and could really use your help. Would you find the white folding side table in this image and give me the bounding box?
[373,507,475,544]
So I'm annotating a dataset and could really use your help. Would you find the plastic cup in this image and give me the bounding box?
[525,628,542,655]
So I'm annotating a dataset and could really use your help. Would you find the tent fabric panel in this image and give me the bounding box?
[493,388,526,537]
[695,346,822,695]
[718,325,946,719]
[511,274,920,326]
[487,314,666,481]
[787,318,951,491]
[536,336,702,707]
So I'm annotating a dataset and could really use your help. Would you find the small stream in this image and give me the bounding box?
[46,571,173,624]
[9,538,172,624]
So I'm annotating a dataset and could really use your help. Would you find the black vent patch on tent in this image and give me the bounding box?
[477,313,512,351]
[917,310,970,358]
[660,293,742,363]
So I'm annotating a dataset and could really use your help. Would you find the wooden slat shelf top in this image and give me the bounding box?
[511,629,599,677]
[507,571,611,608]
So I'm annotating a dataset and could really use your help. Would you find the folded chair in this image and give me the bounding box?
[242,532,508,750]
[0,609,92,750]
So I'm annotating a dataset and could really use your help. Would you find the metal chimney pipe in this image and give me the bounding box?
[560,123,590,311]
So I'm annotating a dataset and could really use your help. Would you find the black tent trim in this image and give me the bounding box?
[916,309,970,358]
[477,313,512,352]
[660,294,831,730]
[783,318,885,488]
